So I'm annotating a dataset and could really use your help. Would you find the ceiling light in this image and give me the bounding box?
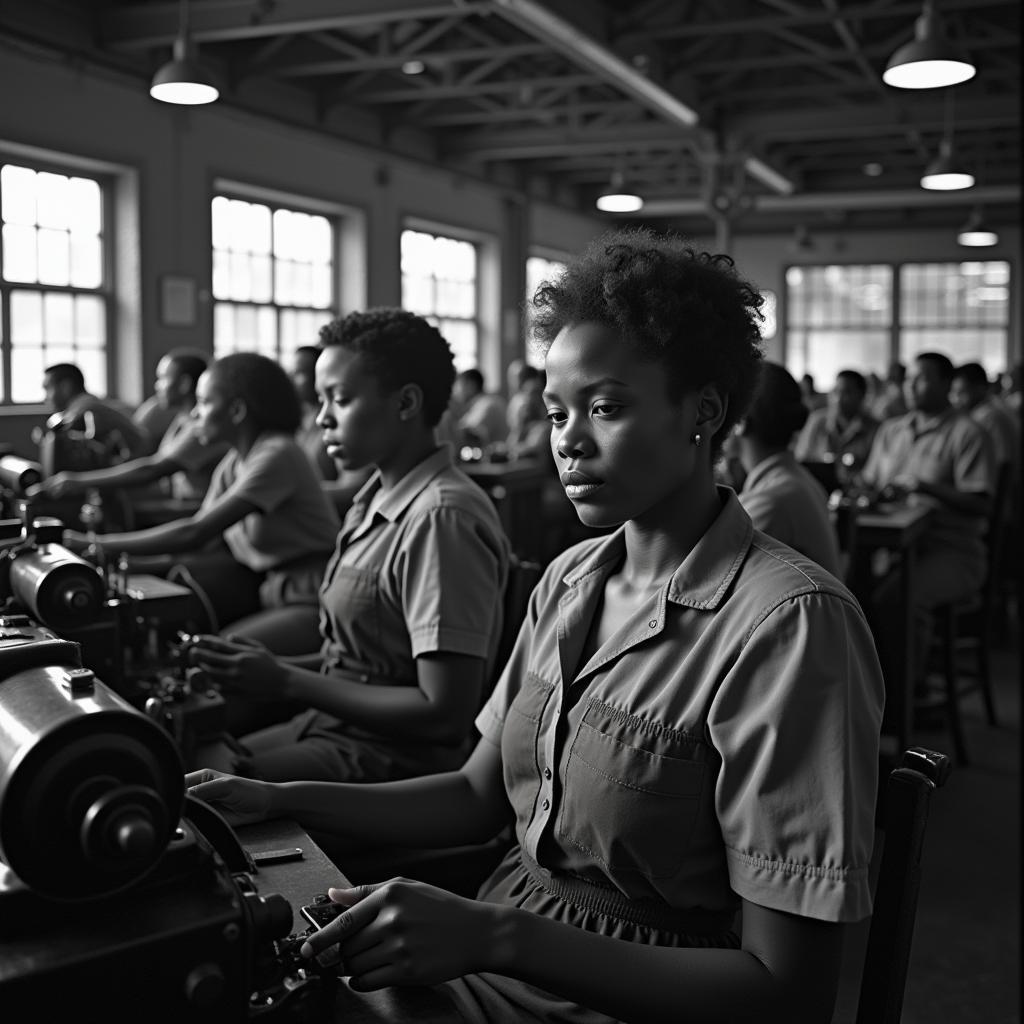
[920,139,974,190]
[401,59,426,75]
[863,162,884,177]
[596,171,643,213]
[150,0,219,106]
[883,0,976,89]
[957,208,998,247]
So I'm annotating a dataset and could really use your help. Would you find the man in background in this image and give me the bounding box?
[795,368,879,475]
[451,368,507,449]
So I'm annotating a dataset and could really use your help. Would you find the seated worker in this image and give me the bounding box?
[40,362,149,465]
[290,343,371,516]
[188,309,510,782]
[451,368,507,449]
[794,368,879,476]
[28,349,229,504]
[860,351,994,686]
[950,361,1018,480]
[505,365,551,461]
[132,390,181,454]
[188,229,884,1024]
[62,352,340,646]
[730,362,843,578]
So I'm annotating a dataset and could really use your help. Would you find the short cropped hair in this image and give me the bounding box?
[952,361,990,389]
[745,362,809,448]
[456,368,485,393]
[44,363,86,393]
[318,309,455,427]
[530,228,764,457]
[915,351,955,383]
[294,344,321,365]
[165,349,209,392]
[836,369,867,396]
[207,352,303,434]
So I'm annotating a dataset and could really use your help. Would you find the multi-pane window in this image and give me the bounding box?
[524,254,566,367]
[900,262,1011,379]
[785,260,1012,386]
[786,265,892,385]
[211,194,334,362]
[401,228,478,371]
[0,162,107,403]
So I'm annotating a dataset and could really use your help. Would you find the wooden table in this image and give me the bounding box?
[852,503,933,753]
[462,457,550,562]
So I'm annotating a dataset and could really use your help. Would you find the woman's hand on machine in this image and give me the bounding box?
[189,634,289,699]
[184,768,277,826]
[299,879,499,989]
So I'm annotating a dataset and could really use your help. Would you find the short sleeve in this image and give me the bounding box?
[953,420,995,496]
[395,506,507,661]
[708,590,884,923]
[860,419,895,489]
[220,439,296,514]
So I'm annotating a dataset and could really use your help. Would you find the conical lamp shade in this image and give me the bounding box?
[920,140,974,191]
[957,209,998,246]
[883,4,976,89]
[150,36,219,105]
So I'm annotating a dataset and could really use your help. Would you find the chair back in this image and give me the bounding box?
[855,746,951,1024]
[493,554,543,688]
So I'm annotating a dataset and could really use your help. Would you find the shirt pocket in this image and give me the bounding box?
[501,673,554,835]
[321,563,380,653]
[557,703,705,880]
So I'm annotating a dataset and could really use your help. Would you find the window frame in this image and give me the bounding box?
[783,258,1014,382]
[0,154,115,406]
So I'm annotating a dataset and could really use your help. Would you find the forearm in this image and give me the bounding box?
[91,518,206,555]
[273,769,506,847]
[69,458,166,491]
[484,910,802,1024]
[916,480,989,516]
[282,666,470,743]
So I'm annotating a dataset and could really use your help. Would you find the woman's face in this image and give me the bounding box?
[315,346,402,471]
[191,370,237,446]
[544,321,703,529]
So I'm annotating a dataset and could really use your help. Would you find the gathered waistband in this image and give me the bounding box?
[519,849,735,938]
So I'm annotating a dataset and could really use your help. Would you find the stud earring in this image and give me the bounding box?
[691,432,702,447]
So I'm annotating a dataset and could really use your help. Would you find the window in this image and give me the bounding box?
[211,194,335,362]
[900,262,1011,379]
[0,162,108,404]
[786,264,892,385]
[785,260,1012,386]
[524,254,566,368]
[401,228,478,371]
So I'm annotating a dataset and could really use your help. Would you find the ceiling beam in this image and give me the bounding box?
[636,184,1021,217]
[489,0,794,194]
[102,0,488,49]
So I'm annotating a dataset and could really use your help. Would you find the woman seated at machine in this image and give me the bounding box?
[186,309,510,783]
[62,352,340,651]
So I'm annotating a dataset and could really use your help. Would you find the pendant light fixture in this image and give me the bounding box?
[596,169,643,213]
[920,91,974,190]
[957,207,998,247]
[883,0,976,89]
[150,0,219,105]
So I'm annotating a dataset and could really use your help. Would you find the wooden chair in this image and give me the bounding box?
[917,463,1009,764]
[855,746,952,1024]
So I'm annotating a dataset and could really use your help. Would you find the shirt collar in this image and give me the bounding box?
[908,406,954,437]
[352,444,455,523]
[740,450,795,494]
[561,487,753,611]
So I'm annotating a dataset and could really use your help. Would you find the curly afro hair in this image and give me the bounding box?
[318,309,455,427]
[531,228,764,458]
[208,352,302,434]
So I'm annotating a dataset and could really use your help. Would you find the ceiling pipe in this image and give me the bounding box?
[635,183,1019,217]
[490,0,795,195]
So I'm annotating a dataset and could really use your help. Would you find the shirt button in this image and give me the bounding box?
[541,797,550,811]
[543,767,552,780]
[649,619,658,628]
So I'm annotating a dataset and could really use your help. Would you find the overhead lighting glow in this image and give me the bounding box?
[883,1,976,89]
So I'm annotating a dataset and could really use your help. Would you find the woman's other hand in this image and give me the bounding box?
[189,633,289,699]
[300,879,499,990]
[185,768,277,826]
